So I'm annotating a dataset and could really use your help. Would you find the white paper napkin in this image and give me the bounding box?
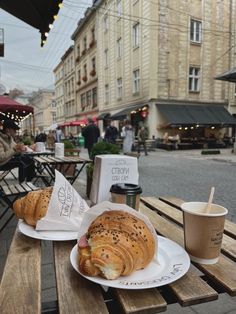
[36,170,89,231]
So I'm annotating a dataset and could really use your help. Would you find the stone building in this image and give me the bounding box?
[30,89,56,134]
[54,60,64,126]
[94,0,236,138]
[54,0,236,139]
[71,7,98,130]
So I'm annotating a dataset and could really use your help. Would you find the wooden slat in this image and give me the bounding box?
[139,203,236,297]
[7,184,18,195]
[0,230,41,314]
[20,182,32,192]
[1,185,11,195]
[159,196,236,239]
[141,197,236,262]
[33,156,47,163]
[115,288,167,314]
[169,272,217,306]
[14,183,25,193]
[54,241,109,314]
[26,182,38,191]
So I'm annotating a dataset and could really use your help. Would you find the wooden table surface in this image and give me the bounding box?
[0,196,236,313]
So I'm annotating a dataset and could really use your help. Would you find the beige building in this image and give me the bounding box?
[61,46,76,129]
[71,7,98,128]
[94,0,236,138]
[30,89,56,134]
[54,60,64,125]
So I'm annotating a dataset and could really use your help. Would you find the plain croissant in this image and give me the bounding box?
[13,187,53,226]
[78,210,156,280]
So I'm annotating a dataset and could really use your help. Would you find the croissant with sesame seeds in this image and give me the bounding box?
[78,210,156,280]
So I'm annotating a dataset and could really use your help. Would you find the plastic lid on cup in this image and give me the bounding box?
[110,183,142,195]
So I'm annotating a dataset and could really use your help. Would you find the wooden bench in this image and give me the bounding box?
[1,195,236,313]
[0,182,40,232]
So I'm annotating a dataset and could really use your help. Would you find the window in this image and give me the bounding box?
[77,45,80,57]
[117,37,122,58]
[81,93,86,109]
[133,69,140,93]
[92,88,97,107]
[104,48,108,67]
[84,64,87,76]
[133,23,140,47]
[83,36,87,50]
[86,90,92,107]
[104,15,108,32]
[91,27,95,42]
[117,0,122,17]
[189,66,200,92]
[92,57,96,70]
[117,78,123,99]
[105,84,109,103]
[190,19,202,43]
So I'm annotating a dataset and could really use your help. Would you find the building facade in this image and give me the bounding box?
[54,60,64,125]
[94,0,236,138]
[54,0,236,139]
[30,89,56,134]
[71,7,98,129]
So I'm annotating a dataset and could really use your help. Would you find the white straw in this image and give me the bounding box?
[205,187,215,213]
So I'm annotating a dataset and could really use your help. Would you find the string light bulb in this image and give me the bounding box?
[49,24,53,29]
[58,3,63,8]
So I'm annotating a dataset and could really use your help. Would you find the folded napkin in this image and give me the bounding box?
[36,170,89,231]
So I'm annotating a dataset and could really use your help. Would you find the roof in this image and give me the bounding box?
[0,0,63,46]
[157,104,236,126]
[0,95,33,121]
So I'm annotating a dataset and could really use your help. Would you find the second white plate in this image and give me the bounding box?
[18,220,78,241]
[70,235,190,289]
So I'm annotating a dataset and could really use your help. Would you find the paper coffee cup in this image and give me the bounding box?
[35,142,45,152]
[181,202,228,264]
[55,143,64,158]
[110,183,142,210]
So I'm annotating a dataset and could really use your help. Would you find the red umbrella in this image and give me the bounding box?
[0,95,33,122]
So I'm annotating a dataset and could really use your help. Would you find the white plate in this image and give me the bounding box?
[18,220,78,241]
[70,236,190,289]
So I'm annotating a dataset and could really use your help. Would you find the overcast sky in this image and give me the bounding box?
[0,0,92,94]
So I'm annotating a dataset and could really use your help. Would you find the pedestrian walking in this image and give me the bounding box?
[137,126,148,156]
[104,120,118,144]
[121,120,134,154]
[82,118,100,158]
[46,130,55,149]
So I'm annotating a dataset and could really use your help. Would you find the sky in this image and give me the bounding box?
[0,0,92,94]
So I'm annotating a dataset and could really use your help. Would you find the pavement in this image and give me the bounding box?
[1,147,236,313]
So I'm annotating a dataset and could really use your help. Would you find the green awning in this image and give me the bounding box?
[157,104,236,126]
[97,112,110,120]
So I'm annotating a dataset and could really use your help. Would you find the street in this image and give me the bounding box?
[80,147,236,223]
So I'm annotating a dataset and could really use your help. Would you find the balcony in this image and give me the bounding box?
[90,69,96,77]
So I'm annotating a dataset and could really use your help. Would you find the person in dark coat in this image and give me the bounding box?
[104,120,118,144]
[82,118,100,158]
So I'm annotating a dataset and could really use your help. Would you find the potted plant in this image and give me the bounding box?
[86,141,120,197]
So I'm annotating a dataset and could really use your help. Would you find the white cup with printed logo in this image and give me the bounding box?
[181,202,228,264]
[55,143,64,158]
[35,142,45,152]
